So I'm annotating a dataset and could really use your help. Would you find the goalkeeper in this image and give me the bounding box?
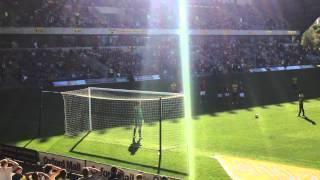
[133,101,144,138]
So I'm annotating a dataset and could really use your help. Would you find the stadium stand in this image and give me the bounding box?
[0,36,319,88]
[190,36,320,75]
[0,0,288,29]
[189,0,288,30]
[0,157,132,180]
[0,0,176,28]
[0,156,171,180]
[0,49,102,87]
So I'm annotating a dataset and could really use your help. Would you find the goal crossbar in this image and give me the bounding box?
[43,88,184,101]
[89,87,183,96]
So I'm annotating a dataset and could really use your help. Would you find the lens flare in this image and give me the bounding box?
[178,0,194,179]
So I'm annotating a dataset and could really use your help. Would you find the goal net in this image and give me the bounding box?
[59,87,185,150]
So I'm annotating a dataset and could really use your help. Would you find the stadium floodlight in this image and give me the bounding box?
[178,0,194,179]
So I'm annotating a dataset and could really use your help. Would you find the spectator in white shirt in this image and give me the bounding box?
[0,159,19,180]
[43,164,64,180]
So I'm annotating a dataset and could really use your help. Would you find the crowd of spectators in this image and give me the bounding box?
[190,36,320,75]
[0,158,61,180]
[0,0,177,28]
[0,0,288,29]
[0,158,165,180]
[0,36,319,87]
[216,82,247,108]
[196,78,247,112]
[189,1,287,30]
[0,49,101,87]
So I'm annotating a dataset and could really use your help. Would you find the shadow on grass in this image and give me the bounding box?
[192,116,200,120]
[70,131,92,152]
[70,149,188,176]
[146,122,157,127]
[23,138,36,148]
[128,137,142,155]
[169,118,181,123]
[228,111,237,114]
[210,113,218,117]
[39,138,49,143]
[22,136,49,148]
[300,116,317,125]
[97,129,108,134]
[68,132,187,176]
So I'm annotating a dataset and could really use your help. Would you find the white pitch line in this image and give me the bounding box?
[212,155,238,180]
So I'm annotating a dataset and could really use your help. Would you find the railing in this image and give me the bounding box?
[0,27,300,36]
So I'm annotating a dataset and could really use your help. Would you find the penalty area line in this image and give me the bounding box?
[212,155,237,180]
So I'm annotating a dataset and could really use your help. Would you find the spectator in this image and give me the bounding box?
[56,169,68,180]
[78,167,101,180]
[43,164,64,180]
[170,81,178,93]
[108,166,124,180]
[217,89,224,107]
[224,87,231,106]
[136,174,143,180]
[25,171,50,180]
[231,82,239,105]
[0,159,19,180]
[199,79,208,105]
[239,87,246,106]
[12,166,24,180]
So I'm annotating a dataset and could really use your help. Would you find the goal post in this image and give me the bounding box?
[60,87,185,140]
[88,87,92,131]
[62,88,91,135]
[41,87,185,173]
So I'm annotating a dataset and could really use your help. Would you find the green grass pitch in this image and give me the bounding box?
[14,98,320,179]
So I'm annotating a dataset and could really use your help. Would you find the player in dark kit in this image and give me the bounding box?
[133,101,144,138]
[298,91,305,117]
